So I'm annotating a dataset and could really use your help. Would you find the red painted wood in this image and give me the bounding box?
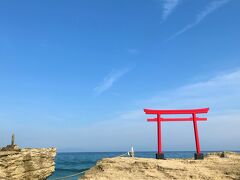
[147,117,207,122]
[144,108,209,115]
[157,114,162,154]
[192,113,201,154]
[144,108,209,155]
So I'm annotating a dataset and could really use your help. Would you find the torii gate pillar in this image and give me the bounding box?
[156,114,164,159]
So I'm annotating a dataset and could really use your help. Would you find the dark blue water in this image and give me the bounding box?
[47,151,212,180]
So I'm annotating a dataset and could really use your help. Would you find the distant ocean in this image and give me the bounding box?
[47,151,226,180]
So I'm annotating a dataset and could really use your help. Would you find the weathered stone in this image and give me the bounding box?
[1,144,21,152]
[81,152,240,180]
[0,147,56,180]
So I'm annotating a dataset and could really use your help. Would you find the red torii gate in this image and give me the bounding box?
[144,108,209,159]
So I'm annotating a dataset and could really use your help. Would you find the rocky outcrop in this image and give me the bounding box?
[0,147,56,180]
[81,152,240,180]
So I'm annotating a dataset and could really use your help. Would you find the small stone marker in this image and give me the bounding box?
[11,133,15,146]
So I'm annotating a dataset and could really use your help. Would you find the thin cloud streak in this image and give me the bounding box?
[94,68,130,95]
[168,0,231,40]
[123,69,240,120]
[162,0,181,21]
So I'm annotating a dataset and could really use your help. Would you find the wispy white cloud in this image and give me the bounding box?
[168,0,232,40]
[94,68,130,95]
[162,0,181,21]
[142,69,240,111]
[119,69,240,122]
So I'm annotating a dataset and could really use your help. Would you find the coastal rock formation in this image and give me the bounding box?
[0,147,56,180]
[81,152,240,180]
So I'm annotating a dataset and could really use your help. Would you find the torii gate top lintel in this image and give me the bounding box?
[144,108,209,115]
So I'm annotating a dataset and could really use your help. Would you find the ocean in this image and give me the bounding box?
[47,151,211,180]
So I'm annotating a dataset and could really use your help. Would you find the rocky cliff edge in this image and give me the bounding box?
[0,146,56,180]
[81,152,240,180]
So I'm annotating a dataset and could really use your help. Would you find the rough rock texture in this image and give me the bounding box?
[81,152,240,180]
[0,147,56,180]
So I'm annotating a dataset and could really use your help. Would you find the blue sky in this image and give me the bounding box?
[0,0,240,152]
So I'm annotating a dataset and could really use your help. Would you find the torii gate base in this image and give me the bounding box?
[144,108,209,160]
[156,153,165,159]
[155,153,204,160]
[194,153,204,160]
